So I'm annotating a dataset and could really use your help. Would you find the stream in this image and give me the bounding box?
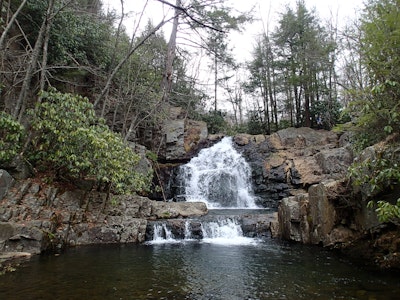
[0,240,399,299]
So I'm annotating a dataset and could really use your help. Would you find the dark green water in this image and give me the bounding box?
[0,239,399,300]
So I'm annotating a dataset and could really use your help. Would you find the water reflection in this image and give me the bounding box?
[0,240,399,299]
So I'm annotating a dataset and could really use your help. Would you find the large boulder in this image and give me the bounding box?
[150,201,208,219]
[69,218,148,245]
[159,106,208,161]
[0,222,49,254]
[277,194,309,242]
[165,119,186,160]
[315,148,353,176]
[308,180,338,245]
[274,127,338,149]
[276,180,359,246]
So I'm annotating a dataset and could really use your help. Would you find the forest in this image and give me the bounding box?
[0,0,400,223]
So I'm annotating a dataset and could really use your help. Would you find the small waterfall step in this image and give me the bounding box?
[146,218,255,245]
[145,210,276,244]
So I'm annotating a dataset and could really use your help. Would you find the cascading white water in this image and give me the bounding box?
[147,219,258,245]
[147,137,261,245]
[200,219,257,245]
[152,223,173,240]
[179,137,258,209]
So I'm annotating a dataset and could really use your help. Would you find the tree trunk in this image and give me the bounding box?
[260,76,270,134]
[266,55,276,131]
[304,82,311,127]
[39,0,55,96]
[214,53,218,111]
[14,0,54,121]
[161,0,181,103]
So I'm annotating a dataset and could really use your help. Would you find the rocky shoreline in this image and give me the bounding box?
[1,127,399,273]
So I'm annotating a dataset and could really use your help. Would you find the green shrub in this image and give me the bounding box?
[201,111,227,134]
[0,112,25,164]
[247,111,265,135]
[368,199,400,225]
[349,146,400,224]
[29,89,151,194]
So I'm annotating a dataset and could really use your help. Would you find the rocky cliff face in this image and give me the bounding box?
[0,174,207,257]
[231,128,378,246]
[239,128,399,269]
[156,106,208,162]
[232,127,353,208]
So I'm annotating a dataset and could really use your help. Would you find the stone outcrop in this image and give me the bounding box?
[0,173,207,256]
[159,106,208,161]
[0,170,14,200]
[231,128,399,266]
[234,128,358,246]
[275,180,359,247]
[234,127,353,208]
[267,132,400,269]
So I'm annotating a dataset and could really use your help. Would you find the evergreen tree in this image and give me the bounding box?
[271,1,338,128]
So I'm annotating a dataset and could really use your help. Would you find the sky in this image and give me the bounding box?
[102,0,365,62]
[101,0,365,111]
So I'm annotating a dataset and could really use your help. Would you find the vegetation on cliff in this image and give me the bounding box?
[0,112,24,163]
[346,0,400,224]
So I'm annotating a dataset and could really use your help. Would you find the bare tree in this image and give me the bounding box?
[161,0,181,103]
[0,0,28,50]
[14,0,56,120]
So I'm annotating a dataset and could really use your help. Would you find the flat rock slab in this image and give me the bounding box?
[151,201,208,219]
[0,251,32,260]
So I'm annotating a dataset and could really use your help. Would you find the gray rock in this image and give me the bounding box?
[165,119,185,160]
[0,222,48,254]
[0,169,14,201]
[315,147,353,176]
[151,201,208,219]
[278,194,309,242]
[276,180,359,247]
[276,127,338,148]
[0,222,16,242]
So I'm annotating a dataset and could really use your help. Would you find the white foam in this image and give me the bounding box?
[179,137,258,209]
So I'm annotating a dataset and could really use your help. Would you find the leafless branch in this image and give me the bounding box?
[156,0,225,33]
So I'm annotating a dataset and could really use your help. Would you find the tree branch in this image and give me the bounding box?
[94,16,174,108]
[156,0,225,33]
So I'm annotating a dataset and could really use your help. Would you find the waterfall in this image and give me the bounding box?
[200,219,256,245]
[179,137,258,209]
[147,137,263,245]
[152,223,175,243]
[147,219,258,245]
